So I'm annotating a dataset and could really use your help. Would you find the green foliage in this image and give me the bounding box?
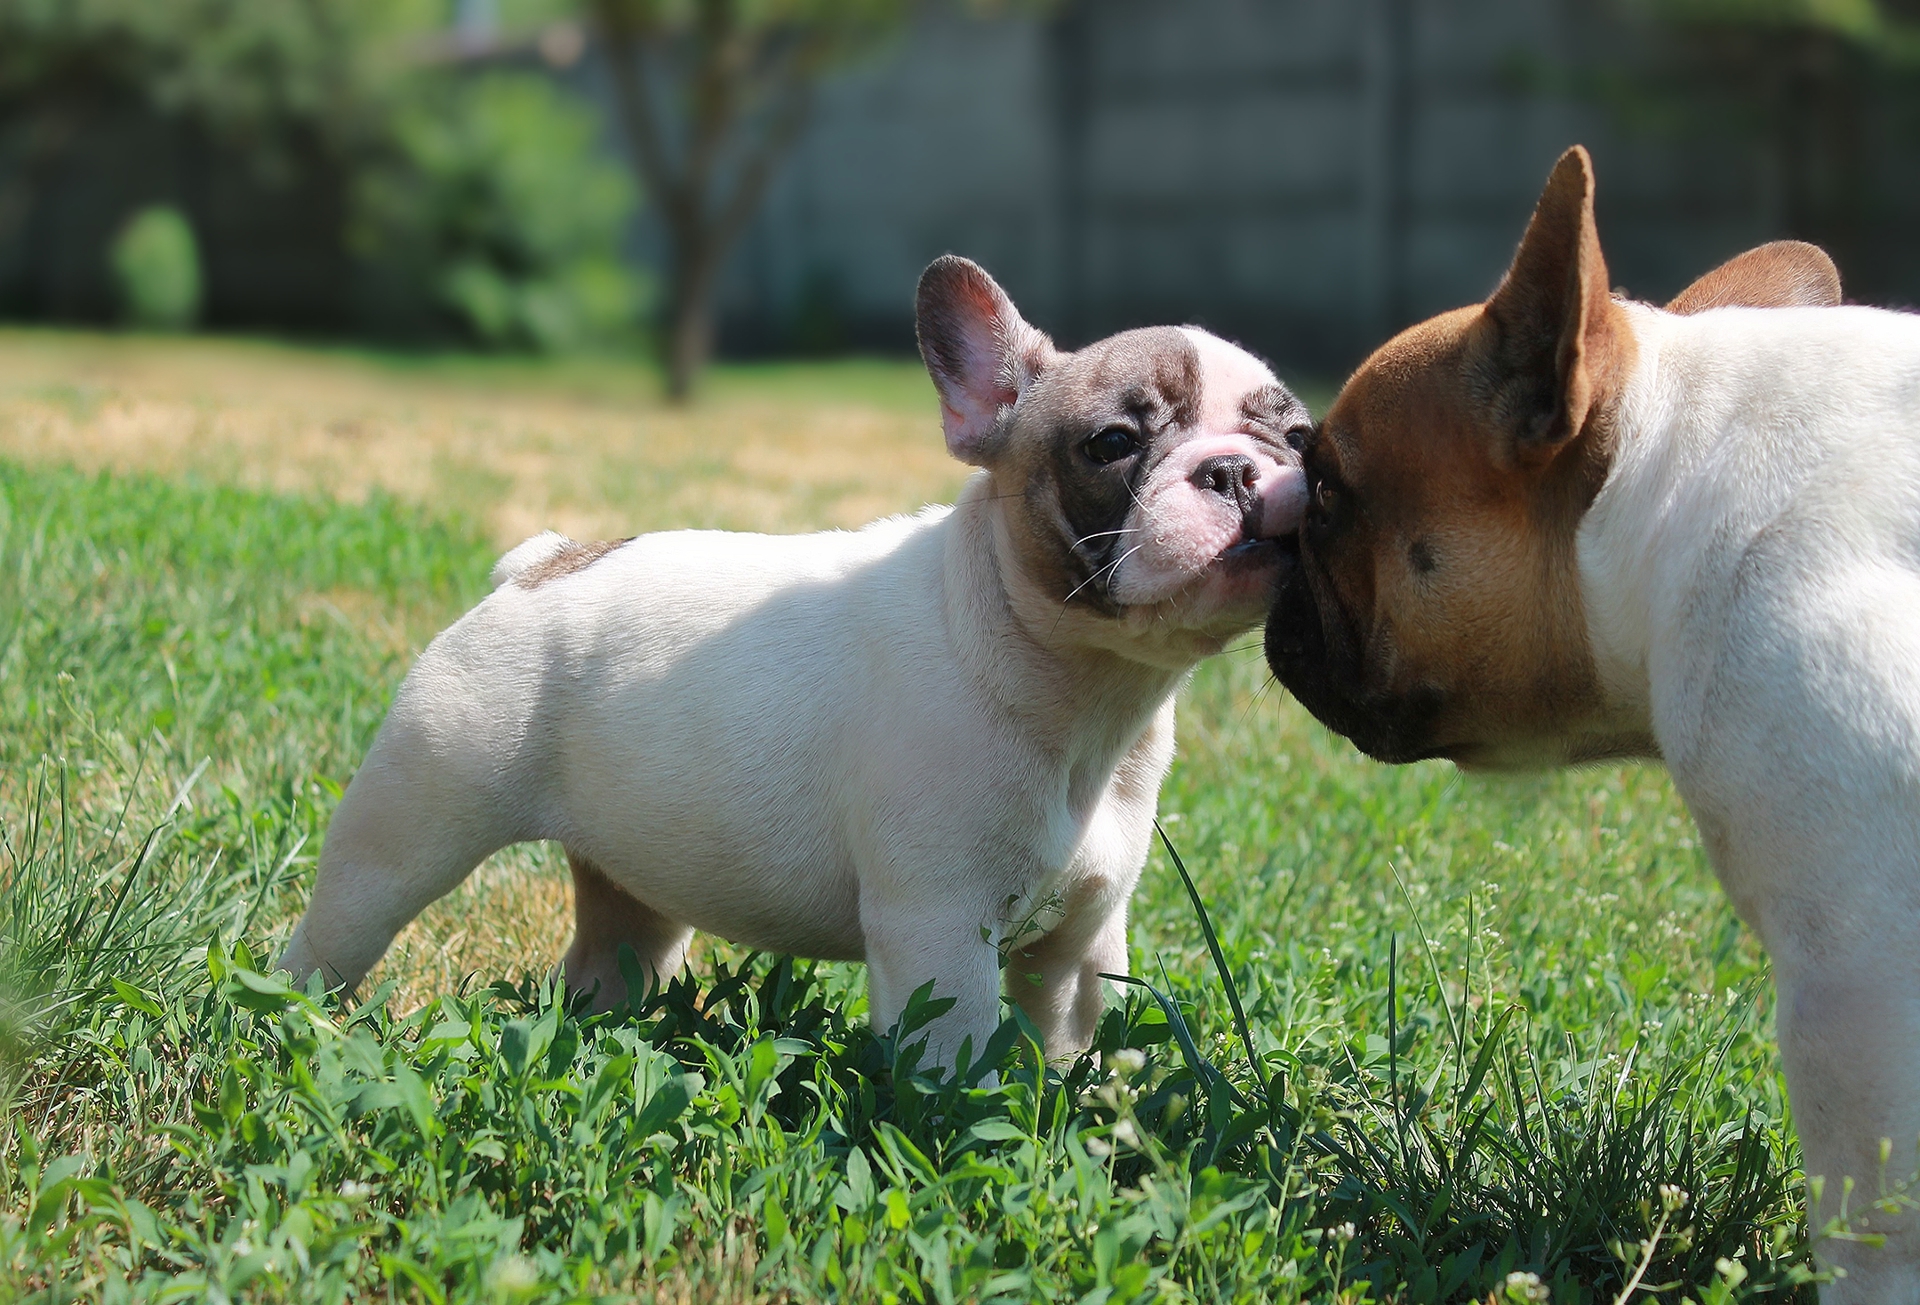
[0,448,1842,1301]
[1633,0,1920,55]
[108,206,203,330]
[0,0,438,165]
[358,73,642,353]
[1640,0,1878,33]
[0,0,642,350]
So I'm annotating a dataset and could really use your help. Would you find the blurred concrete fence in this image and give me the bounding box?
[4,0,1919,377]
[713,0,1920,374]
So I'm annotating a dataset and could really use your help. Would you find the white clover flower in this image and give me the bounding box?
[1503,1270,1550,1302]
[486,1254,540,1300]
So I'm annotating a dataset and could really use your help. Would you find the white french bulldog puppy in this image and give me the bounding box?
[281,256,1309,1067]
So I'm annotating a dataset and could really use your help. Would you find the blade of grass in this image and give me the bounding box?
[1155,819,1265,1102]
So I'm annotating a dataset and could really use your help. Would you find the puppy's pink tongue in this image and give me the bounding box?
[1257,466,1309,537]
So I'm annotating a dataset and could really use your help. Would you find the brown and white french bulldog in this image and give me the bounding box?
[281,255,1309,1070]
[1266,145,1920,1300]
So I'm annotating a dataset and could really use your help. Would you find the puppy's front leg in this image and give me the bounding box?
[1005,877,1130,1060]
[863,901,1004,1076]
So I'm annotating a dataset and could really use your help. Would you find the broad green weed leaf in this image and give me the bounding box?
[110,978,164,1018]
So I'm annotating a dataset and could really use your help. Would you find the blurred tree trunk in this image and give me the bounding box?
[589,0,886,402]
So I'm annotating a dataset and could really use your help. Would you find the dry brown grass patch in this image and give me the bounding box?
[0,330,967,548]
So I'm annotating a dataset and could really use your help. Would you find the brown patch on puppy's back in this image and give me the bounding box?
[516,537,633,588]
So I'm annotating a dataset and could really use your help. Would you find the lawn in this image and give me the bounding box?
[0,333,1812,1303]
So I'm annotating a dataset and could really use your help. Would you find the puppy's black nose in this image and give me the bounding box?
[1193,454,1259,518]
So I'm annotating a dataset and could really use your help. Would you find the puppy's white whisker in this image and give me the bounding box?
[1070,526,1138,553]
[1060,557,1122,609]
[1101,544,1147,598]
[1051,544,1144,640]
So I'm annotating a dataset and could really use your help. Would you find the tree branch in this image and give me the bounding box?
[681,0,740,230]
[710,40,821,257]
[590,0,689,237]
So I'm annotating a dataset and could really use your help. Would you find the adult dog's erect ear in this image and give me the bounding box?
[915,256,1055,465]
[1477,146,1626,469]
[1666,240,1841,315]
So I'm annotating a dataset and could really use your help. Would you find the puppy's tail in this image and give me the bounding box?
[490,531,574,589]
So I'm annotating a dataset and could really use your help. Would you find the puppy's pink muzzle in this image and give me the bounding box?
[1167,434,1308,540]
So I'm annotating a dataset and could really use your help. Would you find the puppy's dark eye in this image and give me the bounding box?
[1082,427,1139,465]
[1285,425,1311,451]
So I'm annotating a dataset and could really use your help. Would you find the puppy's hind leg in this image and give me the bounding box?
[278,717,525,995]
[558,853,692,1010]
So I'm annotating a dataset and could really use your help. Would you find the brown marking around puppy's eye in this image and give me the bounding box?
[1241,384,1310,446]
[1003,323,1208,614]
[516,537,634,588]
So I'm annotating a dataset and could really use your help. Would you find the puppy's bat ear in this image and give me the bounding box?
[1478,145,1629,469]
[1666,240,1841,314]
[915,256,1055,465]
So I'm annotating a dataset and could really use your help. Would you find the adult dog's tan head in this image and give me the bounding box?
[1264,145,1840,768]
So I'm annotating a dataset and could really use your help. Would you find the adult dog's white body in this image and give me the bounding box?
[1584,304,1920,1293]
[1264,147,1920,1298]
[282,256,1312,1068]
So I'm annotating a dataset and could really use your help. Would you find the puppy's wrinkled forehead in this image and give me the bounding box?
[1027,325,1281,430]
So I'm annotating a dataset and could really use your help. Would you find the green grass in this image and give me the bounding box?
[0,453,1819,1303]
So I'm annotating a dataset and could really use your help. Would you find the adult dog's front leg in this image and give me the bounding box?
[1774,957,1920,1304]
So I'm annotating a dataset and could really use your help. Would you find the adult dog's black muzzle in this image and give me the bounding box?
[1264,562,1444,765]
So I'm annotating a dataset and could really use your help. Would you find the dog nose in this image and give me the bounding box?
[1192,454,1259,516]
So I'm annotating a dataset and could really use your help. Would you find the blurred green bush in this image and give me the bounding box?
[357,72,642,353]
[108,205,203,331]
[0,0,640,352]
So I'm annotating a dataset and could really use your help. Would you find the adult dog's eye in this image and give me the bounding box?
[1315,481,1340,513]
[1082,427,1139,465]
